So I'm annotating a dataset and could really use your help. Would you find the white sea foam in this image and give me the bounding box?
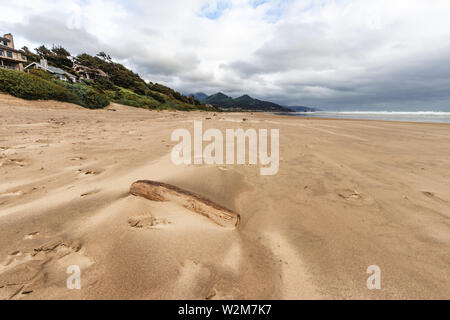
[316,111,450,116]
[291,111,450,123]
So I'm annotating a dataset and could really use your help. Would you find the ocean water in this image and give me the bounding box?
[288,111,450,123]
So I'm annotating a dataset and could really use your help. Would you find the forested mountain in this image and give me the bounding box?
[193,92,297,112]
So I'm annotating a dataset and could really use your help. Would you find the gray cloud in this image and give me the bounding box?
[268,45,450,110]
[221,18,450,110]
[12,15,103,55]
[133,52,201,76]
[5,0,450,111]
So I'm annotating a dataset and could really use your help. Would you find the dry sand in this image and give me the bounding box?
[0,93,449,300]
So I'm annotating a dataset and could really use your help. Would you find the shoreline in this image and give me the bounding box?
[275,111,450,125]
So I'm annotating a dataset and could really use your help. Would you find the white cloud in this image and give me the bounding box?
[2,0,450,109]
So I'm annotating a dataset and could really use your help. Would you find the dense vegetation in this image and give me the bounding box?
[2,44,216,111]
[194,92,294,112]
[0,68,109,109]
[72,52,210,110]
[21,45,75,75]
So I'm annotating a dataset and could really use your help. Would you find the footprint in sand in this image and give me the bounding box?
[335,188,373,204]
[128,215,170,229]
[24,231,40,240]
[423,191,435,198]
[0,158,26,168]
[70,156,85,161]
[2,250,25,267]
[32,238,82,257]
[337,189,362,200]
[78,168,104,176]
[34,139,51,144]
[81,189,100,197]
[422,191,448,203]
[11,159,26,167]
[0,237,93,300]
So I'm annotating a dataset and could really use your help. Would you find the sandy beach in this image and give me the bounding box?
[0,93,449,300]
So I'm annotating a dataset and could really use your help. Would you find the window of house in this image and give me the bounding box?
[7,51,13,58]
[0,50,3,56]
[2,41,7,46]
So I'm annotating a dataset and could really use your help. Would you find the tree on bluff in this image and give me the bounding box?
[75,53,146,91]
[27,45,74,71]
[74,52,203,106]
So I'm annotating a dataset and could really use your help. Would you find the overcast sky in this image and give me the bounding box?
[2,0,450,110]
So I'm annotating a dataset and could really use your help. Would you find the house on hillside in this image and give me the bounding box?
[73,64,109,81]
[24,59,77,82]
[0,33,27,71]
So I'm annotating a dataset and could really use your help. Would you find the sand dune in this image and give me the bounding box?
[0,93,449,299]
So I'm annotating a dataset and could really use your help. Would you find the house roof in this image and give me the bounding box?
[24,62,37,69]
[25,62,77,80]
[96,69,108,77]
[47,65,67,74]
[48,66,77,79]
[73,64,109,77]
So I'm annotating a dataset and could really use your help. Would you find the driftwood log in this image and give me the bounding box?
[130,180,240,228]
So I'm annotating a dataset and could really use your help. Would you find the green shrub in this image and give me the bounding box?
[105,87,159,109]
[146,90,167,103]
[91,77,116,92]
[132,81,151,96]
[0,68,215,112]
[29,68,55,81]
[62,82,110,109]
[0,68,81,104]
[0,69,109,109]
